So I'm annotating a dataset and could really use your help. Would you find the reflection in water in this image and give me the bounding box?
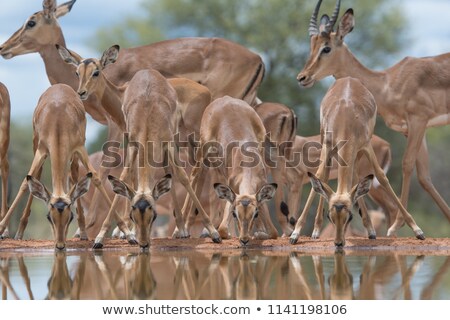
[0,251,449,300]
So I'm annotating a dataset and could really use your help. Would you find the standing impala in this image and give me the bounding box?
[0,84,132,250]
[58,45,220,248]
[0,0,264,236]
[0,83,10,237]
[282,134,396,230]
[297,0,450,231]
[289,77,424,247]
[185,96,278,245]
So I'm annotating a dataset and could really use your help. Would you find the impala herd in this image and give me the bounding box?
[0,0,448,250]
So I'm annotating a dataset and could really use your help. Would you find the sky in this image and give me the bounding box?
[0,0,449,143]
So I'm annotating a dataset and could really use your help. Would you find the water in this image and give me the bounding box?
[0,250,449,300]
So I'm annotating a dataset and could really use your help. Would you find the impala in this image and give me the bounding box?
[281,134,397,232]
[297,0,450,231]
[289,77,424,247]
[0,83,10,238]
[185,96,278,245]
[0,84,133,249]
[57,44,219,248]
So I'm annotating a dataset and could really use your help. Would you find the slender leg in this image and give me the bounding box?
[218,202,233,239]
[70,156,88,240]
[0,158,9,229]
[0,149,47,236]
[290,142,330,244]
[76,147,136,249]
[391,121,426,233]
[415,138,450,221]
[312,153,332,239]
[353,156,376,239]
[368,184,396,229]
[14,166,43,240]
[364,146,424,239]
[168,146,221,243]
[86,123,123,228]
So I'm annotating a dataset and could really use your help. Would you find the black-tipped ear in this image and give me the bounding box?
[100,45,120,69]
[214,183,236,203]
[56,0,77,18]
[336,8,354,41]
[153,174,172,201]
[256,183,277,203]
[27,175,51,203]
[43,0,57,20]
[350,174,373,203]
[308,172,333,201]
[108,175,135,200]
[56,44,81,66]
[69,173,92,202]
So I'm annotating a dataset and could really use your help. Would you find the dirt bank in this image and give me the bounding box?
[1,236,450,256]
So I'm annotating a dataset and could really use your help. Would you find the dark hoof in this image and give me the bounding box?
[416,234,425,240]
[368,234,376,240]
[212,236,222,244]
[92,242,104,249]
[289,238,298,245]
[128,239,138,245]
[199,233,210,238]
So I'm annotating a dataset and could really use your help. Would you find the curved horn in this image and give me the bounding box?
[308,0,323,37]
[325,0,341,33]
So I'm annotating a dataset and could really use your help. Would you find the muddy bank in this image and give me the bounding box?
[1,236,450,256]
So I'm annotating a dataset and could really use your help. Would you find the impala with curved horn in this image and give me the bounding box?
[289,77,424,247]
[297,0,450,233]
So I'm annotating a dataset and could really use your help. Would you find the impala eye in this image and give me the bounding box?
[232,210,237,219]
[92,70,100,77]
[75,71,79,77]
[26,20,36,29]
[253,209,259,219]
[322,46,331,54]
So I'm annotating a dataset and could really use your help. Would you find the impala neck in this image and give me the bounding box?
[101,76,127,132]
[334,46,387,104]
[39,35,78,89]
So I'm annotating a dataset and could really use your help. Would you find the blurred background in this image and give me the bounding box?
[0,0,448,239]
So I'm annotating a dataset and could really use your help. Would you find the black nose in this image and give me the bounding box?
[78,90,87,97]
[297,75,306,83]
[335,241,344,248]
[240,238,249,245]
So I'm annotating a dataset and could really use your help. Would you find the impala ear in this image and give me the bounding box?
[27,175,51,203]
[336,8,354,42]
[152,174,172,201]
[308,172,333,202]
[256,183,277,203]
[69,172,92,202]
[55,0,76,18]
[214,183,236,203]
[108,175,135,200]
[350,174,373,204]
[319,14,331,36]
[42,0,57,20]
[56,44,82,67]
[100,45,120,69]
